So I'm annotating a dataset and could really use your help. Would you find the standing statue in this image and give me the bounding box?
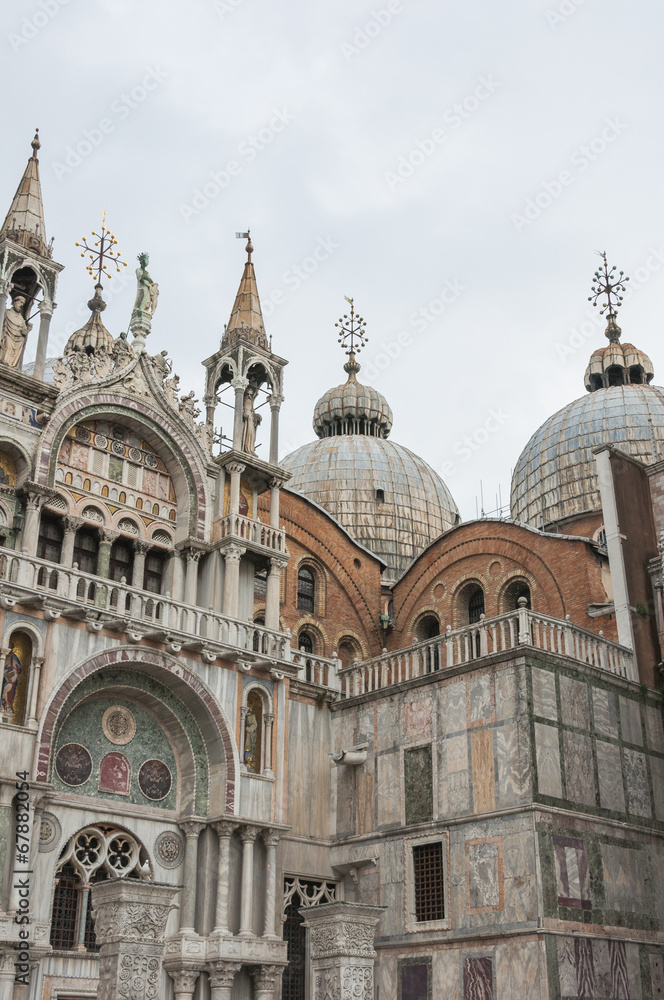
[0,295,31,368]
[150,349,171,382]
[179,390,200,426]
[132,253,159,318]
[241,385,262,454]
[111,331,134,369]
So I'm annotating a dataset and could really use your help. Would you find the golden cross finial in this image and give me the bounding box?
[589,251,629,319]
[75,211,127,285]
[335,296,368,357]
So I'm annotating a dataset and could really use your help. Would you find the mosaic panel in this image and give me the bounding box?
[154,830,185,870]
[55,743,92,786]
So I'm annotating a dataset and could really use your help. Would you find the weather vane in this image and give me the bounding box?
[75,211,127,284]
[236,229,253,260]
[588,251,629,320]
[335,296,368,356]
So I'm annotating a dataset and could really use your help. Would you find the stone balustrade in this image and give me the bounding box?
[339,608,636,698]
[215,513,287,553]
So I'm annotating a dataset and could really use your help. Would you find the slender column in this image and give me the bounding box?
[178,820,206,933]
[0,279,9,336]
[231,377,249,450]
[251,965,284,1000]
[261,830,280,938]
[268,479,280,529]
[0,950,15,1000]
[208,962,242,1000]
[25,655,44,730]
[227,461,245,516]
[238,825,258,937]
[262,714,275,778]
[204,391,216,428]
[268,394,283,466]
[222,543,246,619]
[168,970,200,1000]
[265,557,286,632]
[33,299,55,382]
[76,884,90,950]
[21,493,45,558]
[132,539,150,589]
[97,529,118,579]
[183,547,203,606]
[212,820,237,935]
[61,516,83,567]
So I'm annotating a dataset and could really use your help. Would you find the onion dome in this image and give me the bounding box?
[64,284,114,355]
[221,233,269,351]
[511,254,664,528]
[282,299,459,582]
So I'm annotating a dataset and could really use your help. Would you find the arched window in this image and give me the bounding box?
[37,515,63,563]
[1,630,32,726]
[468,587,485,624]
[49,826,151,953]
[298,631,314,654]
[143,550,165,594]
[73,528,99,575]
[297,567,315,613]
[109,539,134,583]
[415,615,440,672]
[502,579,531,612]
[338,637,360,670]
[243,690,264,774]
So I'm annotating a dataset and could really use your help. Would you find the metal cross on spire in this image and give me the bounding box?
[76,211,127,285]
[588,251,629,342]
[335,296,368,357]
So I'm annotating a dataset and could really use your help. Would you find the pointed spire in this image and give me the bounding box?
[222,232,269,351]
[0,130,49,258]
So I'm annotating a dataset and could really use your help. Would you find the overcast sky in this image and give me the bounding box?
[2,0,662,519]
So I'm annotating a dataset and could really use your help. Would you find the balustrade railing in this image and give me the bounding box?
[291,651,342,691]
[338,609,636,698]
[216,513,286,552]
[0,547,290,661]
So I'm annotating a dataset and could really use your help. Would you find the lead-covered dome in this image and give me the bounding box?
[283,325,458,582]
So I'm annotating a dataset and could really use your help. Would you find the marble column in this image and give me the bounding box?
[265,557,286,632]
[208,961,242,1000]
[178,820,206,933]
[268,479,280,528]
[25,655,44,730]
[261,829,280,938]
[227,461,245,516]
[97,529,118,579]
[212,820,237,935]
[239,825,258,937]
[251,964,285,1000]
[168,969,200,1000]
[0,950,15,1000]
[222,543,246,619]
[61,516,83,567]
[76,884,91,950]
[231,376,248,450]
[262,714,274,778]
[0,279,9,337]
[183,547,202,607]
[21,492,45,558]
[268,394,283,466]
[302,902,384,1000]
[91,879,178,1000]
[132,539,151,590]
[164,549,183,601]
[33,299,55,383]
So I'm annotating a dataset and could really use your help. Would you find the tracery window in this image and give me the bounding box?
[282,878,337,1000]
[296,566,315,613]
[49,826,151,953]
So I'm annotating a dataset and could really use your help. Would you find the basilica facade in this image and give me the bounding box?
[0,134,663,1000]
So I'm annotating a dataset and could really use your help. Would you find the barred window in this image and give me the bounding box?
[297,567,315,613]
[413,841,445,922]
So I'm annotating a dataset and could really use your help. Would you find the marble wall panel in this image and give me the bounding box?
[467,671,494,726]
[560,675,589,730]
[375,700,398,752]
[645,704,664,752]
[499,941,544,1000]
[381,839,404,884]
[650,954,664,999]
[592,686,619,739]
[447,735,469,774]
[495,721,530,807]
[556,937,577,997]
[502,832,536,923]
[495,666,518,721]
[447,769,471,816]
[376,752,401,828]
[378,953,398,1000]
[651,854,664,929]
[562,731,595,807]
[432,949,461,1000]
[404,744,433,825]
[379,880,404,936]
[463,956,493,999]
[531,667,557,721]
[623,748,651,818]
[443,680,468,735]
[596,739,626,813]
[466,839,502,911]
[444,733,471,815]
[620,695,644,746]
[626,942,643,999]
[471,728,496,813]
[356,770,374,836]
[535,722,562,798]
[405,694,433,741]
[553,835,590,909]
[601,843,647,914]
[650,755,664,821]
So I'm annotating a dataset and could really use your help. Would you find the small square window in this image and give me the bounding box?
[375,488,385,503]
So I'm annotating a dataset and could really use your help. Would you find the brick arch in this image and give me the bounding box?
[33,392,210,541]
[393,523,575,627]
[35,646,238,815]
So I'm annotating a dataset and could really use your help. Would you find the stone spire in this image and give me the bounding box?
[0,130,49,258]
[221,232,269,351]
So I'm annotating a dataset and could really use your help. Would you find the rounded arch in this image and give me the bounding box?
[0,437,31,486]
[453,578,486,628]
[411,609,441,642]
[34,395,210,542]
[498,575,533,613]
[241,681,273,776]
[333,629,367,669]
[1,618,44,658]
[35,646,238,814]
[295,619,328,655]
[294,556,327,616]
[242,354,278,389]
[5,255,55,304]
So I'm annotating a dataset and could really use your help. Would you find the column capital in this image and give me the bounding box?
[133,538,152,555]
[168,969,200,993]
[226,461,246,476]
[38,299,55,318]
[212,819,238,839]
[268,477,282,491]
[269,556,288,573]
[178,819,206,838]
[208,961,242,988]
[250,964,285,991]
[267,393,284,410]
[100,528,120,545]
[231,376,249,392]
[261,827,281,849]
[63,515,84,533]
[240,824,260,844]
[224,543,246,564]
